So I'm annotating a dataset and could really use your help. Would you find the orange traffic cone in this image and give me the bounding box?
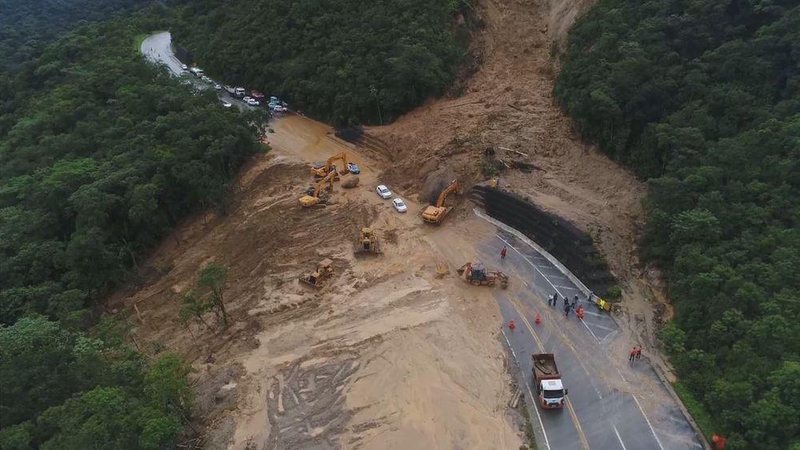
[535,313,541,325]
[508,320,516,331]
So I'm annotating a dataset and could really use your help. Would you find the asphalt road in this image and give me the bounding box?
[140,31,260,113]
[475,214,705,450]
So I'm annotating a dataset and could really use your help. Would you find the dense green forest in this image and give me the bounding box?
[171,0,467,125]
[556,1,800,448]
[0,7,262,446]
[0,0,151,71]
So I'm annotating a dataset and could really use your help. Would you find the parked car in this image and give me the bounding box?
[213,83,222,90]
[201,75,212,83]
[273,105,286,112]
[376,185,392,199]
[221,101,232,108]
[347,162,360,174]
[234,87,246,97]
[246,98,260,106]
[243,96,252,102]
[392,198,408,213]
[181,64,188,71]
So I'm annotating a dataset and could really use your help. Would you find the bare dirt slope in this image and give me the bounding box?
[370,0,669,362]
[111,115,522,449]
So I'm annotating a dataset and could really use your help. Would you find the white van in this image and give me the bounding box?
[234,87,246,97]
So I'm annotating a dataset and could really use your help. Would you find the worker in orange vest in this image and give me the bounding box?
[576,304,585,320]
[712,434,727,450]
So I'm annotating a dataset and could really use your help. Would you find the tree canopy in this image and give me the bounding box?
[0,0,151,71]
[0,14,261,326]
[170,0,468,125]
[0,316,190,449]
[556,1,800,448]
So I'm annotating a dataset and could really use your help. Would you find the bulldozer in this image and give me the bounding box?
[299,170,336,207]
[354,227,381,255]
[421,179,459,224]
[456,261,509,289]
[311,152,350,179]
[299,258,334,288]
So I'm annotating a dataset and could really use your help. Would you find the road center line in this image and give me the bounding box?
[501,329,551,450]
[566,399,591,450]
[508,297,595,450]
[613,425,628,450]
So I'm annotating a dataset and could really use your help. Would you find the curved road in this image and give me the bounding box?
[473,213,705,450]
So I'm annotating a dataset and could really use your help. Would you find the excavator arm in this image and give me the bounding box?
[299,171,336,207]
[311,152,349,177]
[435,180,459,207]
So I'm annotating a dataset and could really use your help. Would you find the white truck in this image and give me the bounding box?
[532,353,568,409]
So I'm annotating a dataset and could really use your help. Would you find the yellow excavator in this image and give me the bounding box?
[311,152,349,179]
[422,179,459,224]
[299,171,336,207]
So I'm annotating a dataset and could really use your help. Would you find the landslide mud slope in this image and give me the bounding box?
[371,0,668,356]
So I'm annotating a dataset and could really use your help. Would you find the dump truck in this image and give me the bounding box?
[456,261,509,288]
[532,353,567,409]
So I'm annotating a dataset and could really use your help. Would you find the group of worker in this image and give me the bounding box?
[547,292,586,319]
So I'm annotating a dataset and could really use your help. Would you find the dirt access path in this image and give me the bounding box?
[112,112,523,449]
[370,0,671,366]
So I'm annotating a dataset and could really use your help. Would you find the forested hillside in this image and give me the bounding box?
[171,0,467,125]
[556,1,800,449]
[0,0,151,70]
[0,9,261,446]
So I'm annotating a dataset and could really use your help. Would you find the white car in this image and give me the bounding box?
[246,98,260,106]
[242,96,252,102]
[181,64,188,71]
[201,75,211,82]
[376,185,392,199]
[221,101,232,108]
[392,198,407,213]
[213,83,222,90]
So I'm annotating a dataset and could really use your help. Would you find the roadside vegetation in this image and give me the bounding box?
[0,8,262,447]
[171,0,469,125]
[556,1,800,448]
[0,0,151,71]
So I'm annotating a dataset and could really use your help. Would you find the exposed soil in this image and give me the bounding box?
[110,114,523,449]
[369,0,672,365]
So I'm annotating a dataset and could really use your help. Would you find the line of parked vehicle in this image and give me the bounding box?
[376,184,407,213]
[183,65,288,112]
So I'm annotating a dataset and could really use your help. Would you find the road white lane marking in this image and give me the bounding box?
[600,330,620,345]
[552,284,579,290]
[632,394,666,450]
[582,309,607,318]
[497,235,602,344]
[616,368,629,383]
[613,425,628,450]
[501,329,551,450]
[587,322,617,332]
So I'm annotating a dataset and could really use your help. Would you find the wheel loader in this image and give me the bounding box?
[456,261,509,289]
[354,227,381,255]
[299,258,334,288]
